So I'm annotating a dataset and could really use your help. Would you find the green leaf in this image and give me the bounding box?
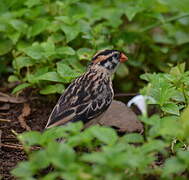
[0,39,12,55]
[177,150,189,164]
[37,72,65,82]
[30,150,50,169]
[81,152,106,164]
[77,48,94,60]
[8,32,21,44]
[40,84,65,95]
[88,126,118,145]
[162,157,186,177]
[125,6,142,21]
[61,24,80,42]
[23,44,45,60]
[9,19,28,32]
[42,172,60,180]
[170,63,186,76]
[25,0,41,8]
[8,75,19,82]
[141,140,165,153]
[12,83,31,94]
[161,103,180,116]
[164,0,189,12]
[48,142,76,169]
[159,116,182,138]
[56,46,75,56]
[41,40,56,58]
[11,162,34,178]
[121,133,144,143]
[180,106,189,137]
[18,131,41,146]
[28,19,49,37]
[57,62,81,81]
[13,56,35,70]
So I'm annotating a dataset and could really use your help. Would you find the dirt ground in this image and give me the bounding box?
[0,94,55,180]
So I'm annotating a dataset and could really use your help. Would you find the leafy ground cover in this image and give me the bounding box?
[0,0,189,179]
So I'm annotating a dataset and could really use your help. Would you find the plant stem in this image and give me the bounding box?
[141,13,189,32]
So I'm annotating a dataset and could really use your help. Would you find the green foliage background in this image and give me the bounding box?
[0,0,189,179]
[0,0,189,94]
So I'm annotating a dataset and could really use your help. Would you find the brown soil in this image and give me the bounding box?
[0,97,55,180]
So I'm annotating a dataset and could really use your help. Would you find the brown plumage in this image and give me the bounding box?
[45,49,128,129]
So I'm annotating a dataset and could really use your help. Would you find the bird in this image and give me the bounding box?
[45,49,128,129]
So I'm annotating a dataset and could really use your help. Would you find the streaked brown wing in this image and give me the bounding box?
[45,69,113,129]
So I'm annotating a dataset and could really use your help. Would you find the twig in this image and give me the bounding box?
[141,13,189,32]
[0,112,9,115]
[11,129,18,136]
[18,103,31,131]
[0,143,40,150]
[2,137,18,142]
[0,118,11,122]
[0,143,24,150]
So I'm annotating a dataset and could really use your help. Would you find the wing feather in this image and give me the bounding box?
[45,69,113,128]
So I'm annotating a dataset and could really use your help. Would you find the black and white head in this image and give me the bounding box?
[90,49,128,74]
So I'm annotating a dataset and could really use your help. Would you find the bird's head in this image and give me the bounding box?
[89,49,128,73]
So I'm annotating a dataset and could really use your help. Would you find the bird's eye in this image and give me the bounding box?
[114,53,120,59]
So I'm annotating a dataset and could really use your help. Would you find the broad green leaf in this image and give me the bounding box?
[162,157,186,177]
[177,150,189,164]
[7,31,20,44]
[28,19,49,37]
[25,67,49,84]
[141,140,165,153]
[0,39,12,55]
[77,48,94,60]
[37,72,65,82]
[121,133,144,143]
[18,131,41,146]
[57,62,81,81]
[12,83,31,94]
[61,24,80,42]
[88,126,118,145]
[24,0,41,8]
[81,152,106,164]
[65,57,85,73]
[11,162,34,178]
[159,116,182,138]
[30,150,50,169]
[48,142,76,169]
[8,75,19,82]
[170,63,186,76]
[164,0,189,12]
[41,40,56,58]
[9,19,27,32]
[125,6,142,21]
[161,103,180,116]
[13,56,35,70]
[42,172,60,180]
[23,44,45,60]
[175,31,189,45]
[40,84,65,94]
[56,46,75,56]
[180,106,189,137]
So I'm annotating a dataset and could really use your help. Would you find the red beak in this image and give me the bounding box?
[120,53,128,63]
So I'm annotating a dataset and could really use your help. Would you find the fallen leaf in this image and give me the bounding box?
[85,100,143,133]
[18,103,31,131]
[0,92,26,103]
